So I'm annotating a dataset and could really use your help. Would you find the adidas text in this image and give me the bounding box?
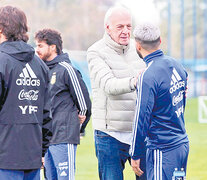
[169,81,185,94]
[16,78,40,87]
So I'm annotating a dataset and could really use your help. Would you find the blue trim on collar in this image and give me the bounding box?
[143,49,164,64]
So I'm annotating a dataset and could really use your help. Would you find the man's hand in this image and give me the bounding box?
[131,158,144,177]
[78,115,86,124]
[134,68,146,87]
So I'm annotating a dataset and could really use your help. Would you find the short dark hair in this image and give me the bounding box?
[35,29,63,55]
[0,6,29,42]
[135,37,161,51]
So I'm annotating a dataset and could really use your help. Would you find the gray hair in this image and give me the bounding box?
[133,23,160,41]
[133,23,161,50]
[104,6,131,28]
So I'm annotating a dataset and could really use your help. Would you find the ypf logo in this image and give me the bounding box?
[16,63,40,86]
[19,105,38,114]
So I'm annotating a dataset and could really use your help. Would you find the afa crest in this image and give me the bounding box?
[50,72,56,85]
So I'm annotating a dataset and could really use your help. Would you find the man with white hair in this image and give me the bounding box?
[87,6,146,180]
[130,23,189,180]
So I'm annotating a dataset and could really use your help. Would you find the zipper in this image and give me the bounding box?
[105,97,108,129]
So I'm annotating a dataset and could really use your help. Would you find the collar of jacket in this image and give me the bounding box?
[45,53,71,69]
[104,32,130,55]
[143,49,164,65]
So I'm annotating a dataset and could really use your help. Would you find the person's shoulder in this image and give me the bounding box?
[160,55,183,69]
[59,61,79,75]
[0,52,9,71]
[87,38,105,52]
[0,51,10,61]
[60,61,83,83]
[0,51,20,69]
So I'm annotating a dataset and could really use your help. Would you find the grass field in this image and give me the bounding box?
[75,98,207,180]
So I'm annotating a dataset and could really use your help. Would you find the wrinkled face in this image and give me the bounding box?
[35,40,53,61]
[106,11,132,45]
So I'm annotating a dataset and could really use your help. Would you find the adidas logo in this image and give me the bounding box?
[169,68,185,94]
[16,63,40,86]
[60,171,67,177]
[170,68,182,85]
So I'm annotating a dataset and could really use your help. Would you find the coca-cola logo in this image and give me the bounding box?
[18,89,39,101]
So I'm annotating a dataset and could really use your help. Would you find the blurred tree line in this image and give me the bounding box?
[1,0,116,50]
[155,0,206,60]
[0,0,206,60]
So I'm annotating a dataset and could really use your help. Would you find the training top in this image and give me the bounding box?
[45,53,91,145]
[0,40,51,170]
[130,50,189,160]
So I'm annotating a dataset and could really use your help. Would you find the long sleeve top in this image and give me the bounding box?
[130,50,189,160]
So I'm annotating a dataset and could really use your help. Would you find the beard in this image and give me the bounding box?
[42,53,51,61]
[39,51,52,61]
[136,49,143,59]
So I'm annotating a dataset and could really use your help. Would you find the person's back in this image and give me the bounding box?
[130,23,189,180]
[0,6,51,180]
[135,51,188,150]
[0,41,49,169]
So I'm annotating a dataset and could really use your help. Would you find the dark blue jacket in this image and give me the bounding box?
[45,53,91,145]
[130,50,189,160]
[0,40,51,169]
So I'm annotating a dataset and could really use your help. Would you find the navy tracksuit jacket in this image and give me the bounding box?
[45,53,91,145]
[130,50,189,179]
[0,40,51,170]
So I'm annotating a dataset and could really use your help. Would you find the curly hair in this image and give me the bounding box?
[35,29,63,55]
[0,6,29,42]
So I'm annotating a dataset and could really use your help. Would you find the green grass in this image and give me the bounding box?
[185,98,207,180]
[75,98,207,179]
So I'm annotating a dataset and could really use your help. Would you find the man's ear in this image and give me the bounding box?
[51,44,57,53]
[138,43,142,51]
[135,41,141,51]
[0,30,7,44]
[105,23,110,34]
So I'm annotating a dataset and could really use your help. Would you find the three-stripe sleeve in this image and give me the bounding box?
[59,62,87,116]
[130,71,144,158]
[130,62,154,160]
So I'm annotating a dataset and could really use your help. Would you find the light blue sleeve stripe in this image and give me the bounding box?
[68,144,76,180]
[130,61,153,157]
[130,71,144,156]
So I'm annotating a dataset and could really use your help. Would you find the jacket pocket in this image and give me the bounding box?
[51,111,67,142]
[67,110,80,144]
